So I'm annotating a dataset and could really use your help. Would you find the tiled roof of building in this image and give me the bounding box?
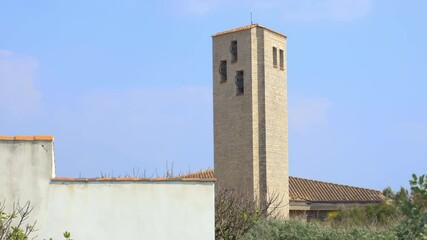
[290,176,384,203]
[180,169,215,179]
[181,170,384,203]
[212,24,287,38]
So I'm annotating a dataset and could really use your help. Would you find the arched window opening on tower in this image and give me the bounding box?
[230,41,238,63]
[279,49,284,70]
[219,60,227,82]
[273,47,278,67]
[235,71,244,95]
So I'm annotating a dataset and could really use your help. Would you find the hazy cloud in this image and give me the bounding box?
[289,96,332,133]
[0,50,41,115]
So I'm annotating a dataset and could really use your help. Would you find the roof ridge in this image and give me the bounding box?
[212,24,287,38]
[290,176,382,193]
[185,168,214,174]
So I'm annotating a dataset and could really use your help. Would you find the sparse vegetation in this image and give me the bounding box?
[0,201,72,240]
[329,200,402,227]
[0,201,36,240]
[44,231,72,240]
[239,174,427,240]
[243,219,396,240]
[215,188,284,240]
[98,162,197,179]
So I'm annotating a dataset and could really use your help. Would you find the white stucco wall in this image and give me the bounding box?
[0,137,215,240]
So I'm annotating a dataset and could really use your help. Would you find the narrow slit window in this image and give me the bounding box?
[279,49,284,70]
[230,41,238,63]
[219,60,227,82]
[273,47,278,67]
[235,71,244,95]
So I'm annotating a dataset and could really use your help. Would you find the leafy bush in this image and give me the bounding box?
[0,201,72,240]
[0,202,36,240]
[243,173,427,240]
[396,174,427,239]
[45,231,73,240]
[330,202,401,227]
[243,219,396,240]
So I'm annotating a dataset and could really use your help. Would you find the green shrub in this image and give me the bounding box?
[243,219,397,240]
[243,174,427,240]
[0,201,72,240]
[396,174,427,239]
[0,202,36,240]
[330,202,401,227]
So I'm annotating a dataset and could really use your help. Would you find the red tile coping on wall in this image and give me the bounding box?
[52,177,216,182]
[0,136,54,141]
[212,24,287,38]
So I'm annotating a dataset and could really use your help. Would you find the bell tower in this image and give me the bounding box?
[213,24,289,217]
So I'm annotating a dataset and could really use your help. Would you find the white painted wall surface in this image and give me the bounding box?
[0,139,215,240]
[0,139,54,226]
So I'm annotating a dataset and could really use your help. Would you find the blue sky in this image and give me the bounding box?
[0,0,426,191]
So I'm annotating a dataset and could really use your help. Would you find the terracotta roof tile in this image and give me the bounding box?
[14,136,35,140]
[34,135,54,141]
[0,136,15,140]
[212,24,287,38]
[0,136,54,141]
[289,176,384,203]
[182,170,384,203]
[179,169,215,179]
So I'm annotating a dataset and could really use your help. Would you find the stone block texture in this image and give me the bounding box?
[213,25,289,218]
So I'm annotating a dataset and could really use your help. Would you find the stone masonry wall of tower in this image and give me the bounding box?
[213,25,289,218]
